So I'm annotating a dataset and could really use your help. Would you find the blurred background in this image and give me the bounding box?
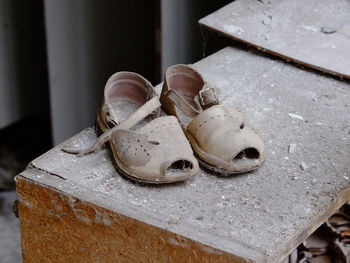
[0,0,231,262]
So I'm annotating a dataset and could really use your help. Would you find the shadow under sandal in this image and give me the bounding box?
[63,72,198,184]
[160,64,266,176]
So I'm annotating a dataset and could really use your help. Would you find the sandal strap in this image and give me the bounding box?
[115,96,161,130]
[63,97,161,156]
[161,82,220,118]
[164,89,202,118]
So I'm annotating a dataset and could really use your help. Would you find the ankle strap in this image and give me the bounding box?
[161,82,220,118]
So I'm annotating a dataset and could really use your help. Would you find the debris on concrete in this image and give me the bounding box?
[240,196,248,204]
[321,26,337,34]
[288,113,304,120]
[300,162,308,171]
[195,215,204,221]
[301,25,318,33]
[289,144,296,154]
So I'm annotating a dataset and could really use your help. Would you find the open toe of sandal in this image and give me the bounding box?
[64,72,198,184]
[110,116,198,184]
[160,64,266,175]
[186,105,265,174]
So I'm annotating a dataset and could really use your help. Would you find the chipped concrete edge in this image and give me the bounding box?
[15,167,267,262]
[271,184,350,262]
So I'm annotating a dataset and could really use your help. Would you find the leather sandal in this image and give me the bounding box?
[63,72,198,184]
[160,64,265,175]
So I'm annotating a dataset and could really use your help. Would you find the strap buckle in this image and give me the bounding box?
[198,86,218,106]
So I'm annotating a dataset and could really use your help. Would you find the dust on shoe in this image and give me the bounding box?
[160,64,266,175]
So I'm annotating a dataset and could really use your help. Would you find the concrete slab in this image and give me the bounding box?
[18,46,350,262]
[199,0,350,80]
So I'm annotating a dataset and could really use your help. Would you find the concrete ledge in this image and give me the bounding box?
[16,46,350,262]
[199,0,350,80]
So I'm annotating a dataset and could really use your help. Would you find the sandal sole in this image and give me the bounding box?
[185,128,263,176]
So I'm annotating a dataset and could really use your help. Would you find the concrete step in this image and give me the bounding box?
[199,0,350,80]
[16,46,350,263]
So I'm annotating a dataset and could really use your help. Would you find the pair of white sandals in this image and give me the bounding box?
[63,65,265,184]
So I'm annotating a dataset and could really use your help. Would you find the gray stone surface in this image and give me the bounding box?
[22,46,350,262]
[199,0,350,79]
[0,190,22,263]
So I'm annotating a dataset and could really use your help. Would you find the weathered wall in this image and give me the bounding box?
[0,0,48,128]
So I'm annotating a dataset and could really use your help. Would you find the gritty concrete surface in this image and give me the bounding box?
[199,0,350,80]
[0,190,22,263]
[20,46,350,262]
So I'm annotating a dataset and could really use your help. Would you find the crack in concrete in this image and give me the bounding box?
[27,163,67,181]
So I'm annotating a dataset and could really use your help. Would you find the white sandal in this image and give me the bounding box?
[63,72,198,184]
[160,65,266,175]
